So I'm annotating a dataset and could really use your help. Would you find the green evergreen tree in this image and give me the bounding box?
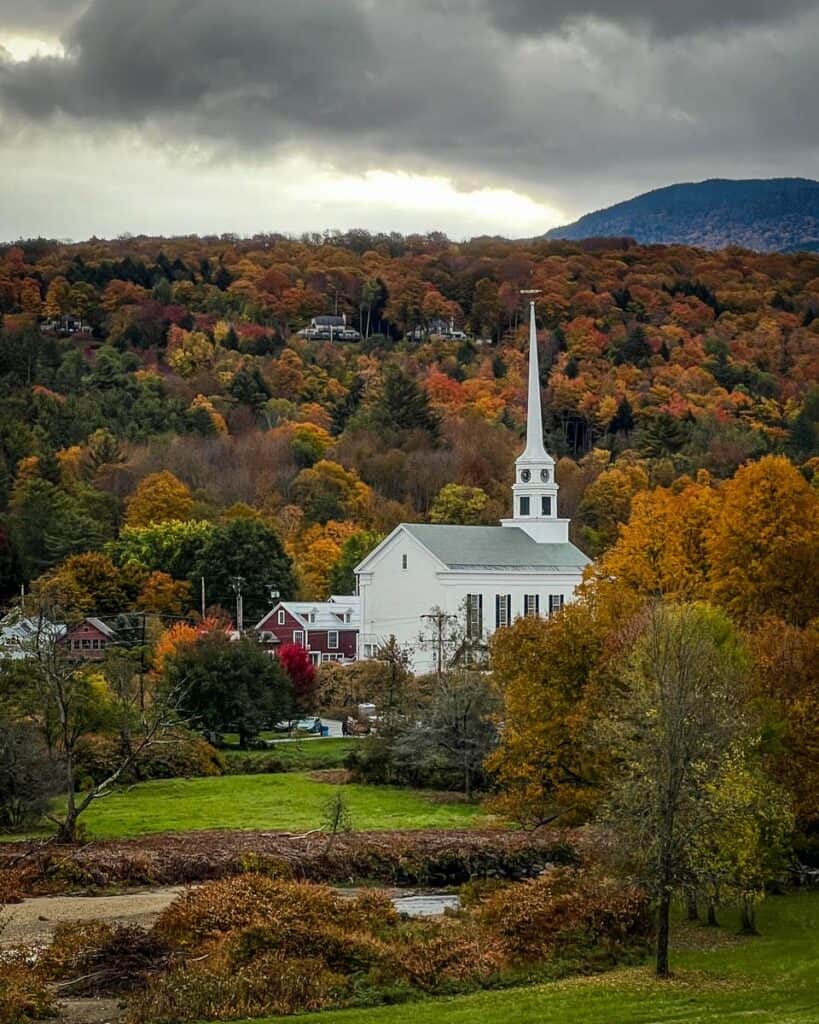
[376,366,439,437]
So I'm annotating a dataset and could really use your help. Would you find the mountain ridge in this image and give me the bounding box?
[546,177,819,252]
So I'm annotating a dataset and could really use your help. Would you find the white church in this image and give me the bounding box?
[355,301,590,674]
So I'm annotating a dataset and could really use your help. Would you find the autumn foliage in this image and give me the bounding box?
[30,869,646,1022]
[0,232,816,617]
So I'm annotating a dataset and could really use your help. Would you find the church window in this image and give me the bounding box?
[495,594,511,628]
[328,631,339,649]
[549,594,564,616]
[519,496,530,516]
[277,609,285,625]
[520,469,531,482]
[402,554,408,570]
[466,594,483,638]
[542,495,552,516]
[541,468,550,482]
[524,594,540,617]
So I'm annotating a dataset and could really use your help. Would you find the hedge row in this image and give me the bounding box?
[0,828,584,898]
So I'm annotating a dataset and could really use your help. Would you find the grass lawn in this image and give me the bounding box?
[243,891,819,1024]
[72,772,486,838]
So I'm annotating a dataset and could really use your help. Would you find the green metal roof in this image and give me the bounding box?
[402,524,590,571]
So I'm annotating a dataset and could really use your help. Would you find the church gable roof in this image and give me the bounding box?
[401,524,590,571]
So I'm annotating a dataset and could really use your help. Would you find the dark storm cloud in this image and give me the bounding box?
[485,0,818,38]
[1,0,90,35]
[0,0,508,153]
[0,0,384,130]
[0,0,818,204]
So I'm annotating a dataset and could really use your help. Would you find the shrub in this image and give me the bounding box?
[40,920,169,994]
[154,875,350,948]
[0,828,580,896]
[0,868,30,905]
[128,954,342,1024]
[126,867,648,1023]
[0,954,56,1021]
[76,730,223,785]
[479,867,652,962]
[222,752,286,775]
[392,921,503,992]
[138,877,402,1022]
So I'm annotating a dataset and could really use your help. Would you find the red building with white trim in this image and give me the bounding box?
[255,596,359,665]
[59,617,116,660]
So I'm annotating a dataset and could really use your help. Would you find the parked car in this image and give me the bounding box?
[293,717,323,735]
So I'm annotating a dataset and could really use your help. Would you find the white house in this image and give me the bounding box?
[0,614,66,661]
[355,301,590,674]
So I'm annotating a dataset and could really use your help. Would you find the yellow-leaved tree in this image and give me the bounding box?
[486,583,642,827]
[125,471,194,528]
[705,456,819,626]
[592,474,719,599]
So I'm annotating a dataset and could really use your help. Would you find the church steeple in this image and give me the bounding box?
[521,300,549,462]
[500,300,570,544]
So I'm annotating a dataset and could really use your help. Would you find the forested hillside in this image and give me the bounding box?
[547,178,819,252]
[0,231,817,616]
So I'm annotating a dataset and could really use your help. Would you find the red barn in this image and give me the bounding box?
[60,617,115,660]
[255,596,359,666]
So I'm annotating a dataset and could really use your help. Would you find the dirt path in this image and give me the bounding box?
[2,884,459,951]
[1,887,185,948]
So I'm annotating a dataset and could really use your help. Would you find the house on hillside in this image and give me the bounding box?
[254,595,360,665]
[407,318,468,341]
[299,315,361,342]
[0,615,66,660]
[40,316,92,336]
[59,617,116,660]
[355,301,590,674]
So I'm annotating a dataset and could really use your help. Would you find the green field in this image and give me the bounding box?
[246,891,819,1024]
[73,772,486,838]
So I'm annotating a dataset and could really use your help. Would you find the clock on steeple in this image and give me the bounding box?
[500,300,570,545]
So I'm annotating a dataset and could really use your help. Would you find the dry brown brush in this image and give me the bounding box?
[0,828,579,896]
[35,869,650,1024]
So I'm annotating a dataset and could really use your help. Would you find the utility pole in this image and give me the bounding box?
[231,576,245,633]
[138,611,147,713]
[421,609,456,681]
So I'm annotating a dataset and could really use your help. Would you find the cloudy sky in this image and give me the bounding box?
[1,0,817,241]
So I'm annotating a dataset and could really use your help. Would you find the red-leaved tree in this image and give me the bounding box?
[277,643,318,715]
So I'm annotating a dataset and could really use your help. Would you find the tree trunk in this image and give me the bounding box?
[687,895,699,921]
[656,891,671,977]
[739,899,759,936]
[57,748,79,843]
[707,901,719,927]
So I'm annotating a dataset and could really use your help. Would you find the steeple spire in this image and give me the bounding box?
[500,296,570,544]
[522,300,548,461]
